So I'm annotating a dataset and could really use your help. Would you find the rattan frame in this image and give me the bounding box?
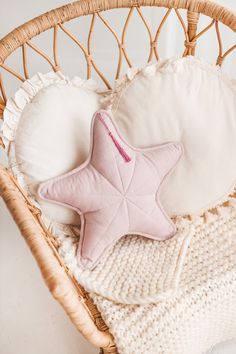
[0,1,236,353]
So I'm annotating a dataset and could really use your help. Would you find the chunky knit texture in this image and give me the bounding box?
[90,194,236,353]
[50,218,193,304]
[42,190,236,353]
[91,269,236,354]
[45,191,236,305]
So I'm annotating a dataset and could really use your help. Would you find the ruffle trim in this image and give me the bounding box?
[101,55,236,110]
[0,71,99,150]
[0,70,100,206]
[173,191,236,228]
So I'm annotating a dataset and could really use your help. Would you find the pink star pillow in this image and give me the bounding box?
[38,110,183,270]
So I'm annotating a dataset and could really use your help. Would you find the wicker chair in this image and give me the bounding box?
[0,1,236,353]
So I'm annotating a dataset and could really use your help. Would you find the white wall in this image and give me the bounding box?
[0,1,236,354]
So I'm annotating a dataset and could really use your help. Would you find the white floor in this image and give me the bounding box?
[0,199,97,354]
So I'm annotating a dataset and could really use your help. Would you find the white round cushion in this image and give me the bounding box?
[105,57,236,216]
[2,72,100,224]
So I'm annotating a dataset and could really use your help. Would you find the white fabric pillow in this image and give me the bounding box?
[103,57,236,216]
[1,72,101,224]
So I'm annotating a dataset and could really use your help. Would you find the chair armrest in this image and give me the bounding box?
[0,164,114,349]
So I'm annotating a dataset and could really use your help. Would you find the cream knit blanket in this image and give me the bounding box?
[53,219,194,304]
[42,191,236,353]
[91,268,236,354]
[48,190,236,304]
[89,195,236,354]
[43,190,236,353]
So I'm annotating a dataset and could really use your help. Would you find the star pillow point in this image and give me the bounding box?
[38,110,183,270]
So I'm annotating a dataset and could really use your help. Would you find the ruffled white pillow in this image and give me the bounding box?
[103,56,236,216]
[1,72,101,224]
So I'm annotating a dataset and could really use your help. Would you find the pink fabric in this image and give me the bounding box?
[38,110,183,270]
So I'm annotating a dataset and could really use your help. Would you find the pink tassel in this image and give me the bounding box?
[98,113,132,162]
[109,132,131,162]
